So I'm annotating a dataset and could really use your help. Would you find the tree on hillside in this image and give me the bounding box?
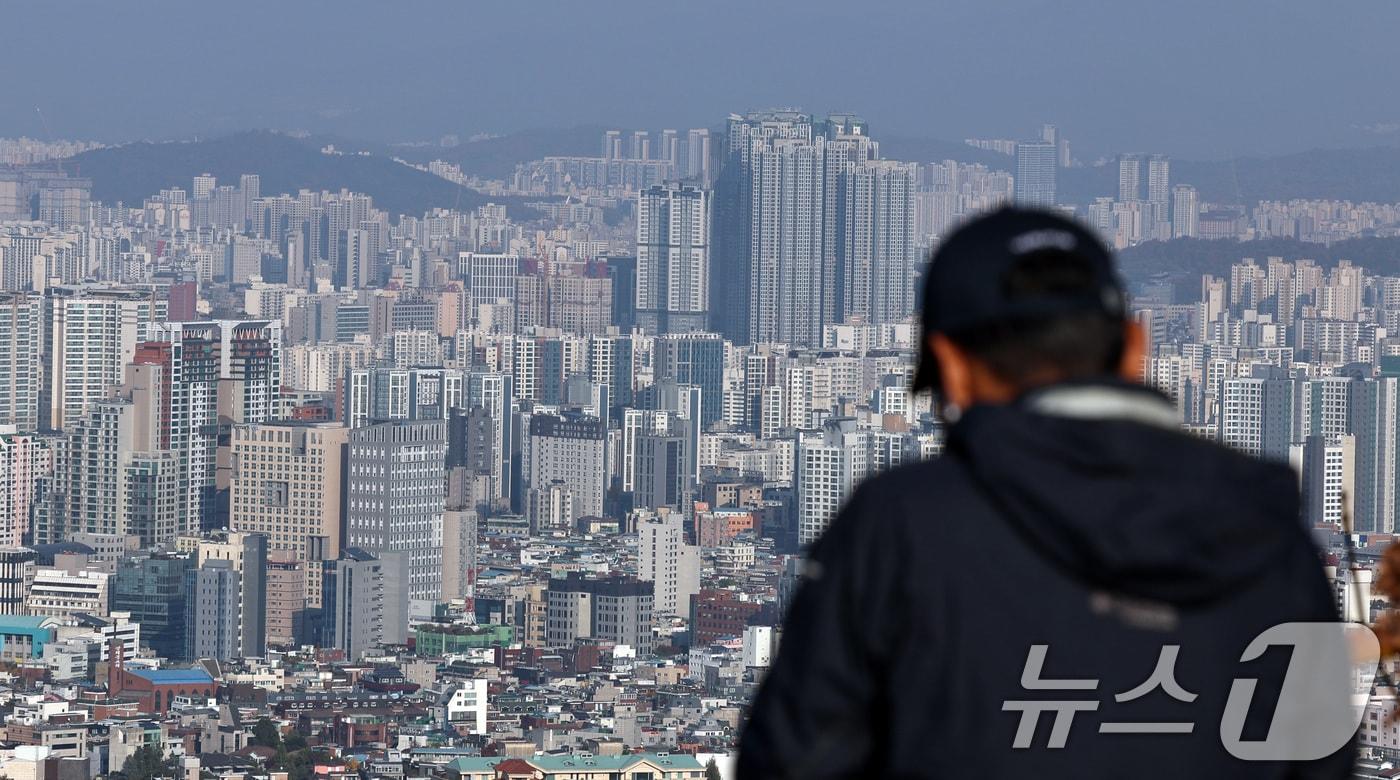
[250,717,283,749]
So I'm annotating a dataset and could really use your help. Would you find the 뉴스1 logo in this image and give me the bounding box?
[1001,622,1377,760]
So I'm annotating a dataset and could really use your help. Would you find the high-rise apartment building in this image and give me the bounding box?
[133,319,282,531]
[1147,155,1171,205]
[0,293,42,430]
[602,130,623,161]
[1146,155,1171,240]
[1349,376,1400,534]
[712,111,915,346]
[712,111,819,346]
[629,130,650,161]
[0,430,52,547]
[685,128,712,185]
[36,178,91,229]
[132,331,219,528]
[46,285,166,431]
[796,418,870,547]
[54,364,185,547]
[1220,375,1295,461]
[1118,154,1143,202]
[835,160,917,325]
[636,184,711,336]
[1013,141,1058,206]
[1172,185,1200,239]
[1299,434,1355,527]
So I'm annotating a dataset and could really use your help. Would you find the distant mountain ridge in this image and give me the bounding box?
[391,126,611,181]
[54,131,535,217]
[1119,236,1400,278]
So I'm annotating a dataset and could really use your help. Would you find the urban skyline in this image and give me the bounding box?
[1,2,1399,772]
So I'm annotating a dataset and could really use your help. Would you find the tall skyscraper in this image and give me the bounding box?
[636,183,711,335]
[229,422,348,609]
[132,327,221,529]
[1014,141,1058,207]
[345,420,447,609]
[1350,376,1400,534]
[1041,123,1072,167]
[1300,434,1355,527]
[1220,375,1295,461]
[192,174,217,200]
[750,129,825,344]
[465,372,514,504]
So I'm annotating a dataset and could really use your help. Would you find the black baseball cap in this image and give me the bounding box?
[912,207,1126,393]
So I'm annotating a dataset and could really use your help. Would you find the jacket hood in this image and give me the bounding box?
[950,380,1304,605]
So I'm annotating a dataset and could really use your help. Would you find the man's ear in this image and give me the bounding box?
[1119,319,1148,382]
[930,334,971,411]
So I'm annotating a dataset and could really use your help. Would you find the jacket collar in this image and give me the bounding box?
[1017,379,1179,430]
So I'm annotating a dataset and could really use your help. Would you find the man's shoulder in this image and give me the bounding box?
[856,454,981,506]
[836,454,992,539]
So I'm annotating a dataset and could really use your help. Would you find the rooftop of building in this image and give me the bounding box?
[0,616,56,631]
[126,667,215,685]
[448,752,703,773]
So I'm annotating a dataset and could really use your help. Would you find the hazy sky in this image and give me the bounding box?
[3,0,1398,159]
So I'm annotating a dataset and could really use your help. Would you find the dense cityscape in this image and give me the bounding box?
[3,97,1400,778]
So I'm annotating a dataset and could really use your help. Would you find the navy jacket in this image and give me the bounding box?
[738,382,1353,779]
